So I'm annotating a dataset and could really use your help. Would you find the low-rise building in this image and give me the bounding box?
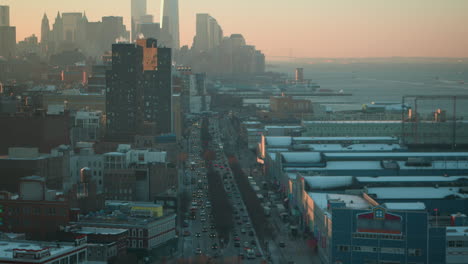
[0,237,87,264]
[0,176,70,240]
[73,201,176,251]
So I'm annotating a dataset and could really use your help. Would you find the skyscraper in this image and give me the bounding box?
[131,0,147,42]
[40,14,50,55]
[0,6,15,58]
[193,14,223,53]
[0,6,9,26]
[62,13,82,42]
[160,0,180,49]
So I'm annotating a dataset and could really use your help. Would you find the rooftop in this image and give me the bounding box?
[324,152,468,158]
[367,187,468,200]
[0,240,82,260]
[357,176,468,183]
[304,176,354,190]
[446,226,468,237]
[303,120,402,124]
[308,192,372,218]
[382,202,426,211]
[74,226,127,236]
[281,152,322,163]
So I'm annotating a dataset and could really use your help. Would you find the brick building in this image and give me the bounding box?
[0,176,70,240]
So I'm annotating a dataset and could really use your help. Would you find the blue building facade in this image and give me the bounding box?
[332,206,432,264]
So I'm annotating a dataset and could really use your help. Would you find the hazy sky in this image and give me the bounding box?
[3,0,468,58]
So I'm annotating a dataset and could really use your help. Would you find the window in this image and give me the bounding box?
[139,240,143,248]
[78,251,86,263]
[139,229,144,237]
[448,240,455,247]
[338,245,349,252]
[33,207,41,215]
[408,249,422,256]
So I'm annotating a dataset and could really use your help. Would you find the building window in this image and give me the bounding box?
[408,248,422,256]
[139,229,143,237]
[448,240,455,247]
[338,245,349,252]
[33,207,41,215]
[139,240,143,248]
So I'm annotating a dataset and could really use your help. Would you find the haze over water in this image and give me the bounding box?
[272,60,468,113]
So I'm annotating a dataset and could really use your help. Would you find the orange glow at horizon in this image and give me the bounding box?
[4,0,468,58]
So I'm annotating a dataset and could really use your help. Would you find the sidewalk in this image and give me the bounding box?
[267,212,321,264]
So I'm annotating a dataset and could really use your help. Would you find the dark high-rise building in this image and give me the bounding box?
[137,39,173,134]
[106,43,144,141]
[106,39,172,140]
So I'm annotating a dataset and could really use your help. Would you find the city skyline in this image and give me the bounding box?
[3,0,468,58]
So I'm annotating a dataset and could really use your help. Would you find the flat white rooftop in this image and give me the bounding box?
[367,187,468,199]
[446,226,468,237]
[0,240,79,260]
[357,176,468,183]
[308,192,371,213]
[75,226,127,235]
[383,202,426,211]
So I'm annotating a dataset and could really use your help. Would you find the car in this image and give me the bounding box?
[234,241,241,247]
[237,221,242,225]
[195,248,202,255]
[246,249,256,259]
[183,231,191,237]
[200,211,206,216]
[241,228,246,234]
[195,232,201,237]
[248,231,254,237]
[246,223,252,228]
[250,240,256,246]
[234,236,240,241]
[238,252,244,259]
[183,220,189,227]
[211,243,218,250]
[209,233,217,238]
[279,241,286,248]
[243,241,250,248]
[210,225,216,229]
[201,217,206,222]
[256,251,262,258]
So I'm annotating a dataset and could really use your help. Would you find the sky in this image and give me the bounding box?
[2,0,468,58]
